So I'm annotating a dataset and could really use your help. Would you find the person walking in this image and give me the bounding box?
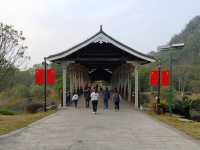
[90,88,99,114]
[84,87,91,108]
[66,91,71,106]
[60,88,63,106]
[72,91,79,108]
[103,87,110,111]
[112,88,122,111]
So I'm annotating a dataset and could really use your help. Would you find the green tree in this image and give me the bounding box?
[0,23,30,91]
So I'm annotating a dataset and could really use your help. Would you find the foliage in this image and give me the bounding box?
[190,99,200,110]
[159,100,168,113]
[13,84,31,98]
[190,99,200,121]
[0,23,30,90]
[0,109,16,115]
[189,80,200,93]
[30,85,44,99]
[25,103,43,113]
[12,69,34,87]
[149,16,200,93]
[173,97,192,118]
[139,67,150,92]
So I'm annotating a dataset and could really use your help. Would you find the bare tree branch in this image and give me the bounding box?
[0,23,30,85]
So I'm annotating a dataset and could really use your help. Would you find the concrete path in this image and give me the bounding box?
[0,101,200,150]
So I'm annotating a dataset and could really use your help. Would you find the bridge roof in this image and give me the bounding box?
[47,27,156,64]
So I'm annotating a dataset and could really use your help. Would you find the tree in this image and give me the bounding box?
[0,23,29,90]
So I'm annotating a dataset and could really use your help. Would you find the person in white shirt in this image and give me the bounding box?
[72,91,79,108]
[90,88,99,114]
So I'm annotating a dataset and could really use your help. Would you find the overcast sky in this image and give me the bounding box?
[0,0,200,68]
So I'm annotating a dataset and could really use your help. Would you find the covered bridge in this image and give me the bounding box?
[47,26,155,108]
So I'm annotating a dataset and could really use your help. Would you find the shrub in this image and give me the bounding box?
[148,99,157,111]
[159,101,168,113]
[0,109,16,115]
[25,103,43,113]
[173,98,192,118]
[182,95,189,101]
[14,84,31,98]
[190,110,200,121]
[190,99,200,121]
[185,91,192,96]
[30,85,44,99]
[148,100,168,114]
[190,99,200,111]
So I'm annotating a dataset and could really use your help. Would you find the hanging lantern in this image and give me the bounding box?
[150,70,158,87]
[161,70,169,87]
[35,68,44,85]
[47,68,56,85]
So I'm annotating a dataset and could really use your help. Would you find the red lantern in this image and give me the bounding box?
[47,68,56,85]
[150,70,158,87]
[35,68,44,85]
[161,70,169,87]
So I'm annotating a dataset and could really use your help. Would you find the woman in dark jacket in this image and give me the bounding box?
[112,88,122,111]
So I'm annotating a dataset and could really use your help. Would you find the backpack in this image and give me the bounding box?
[114,94,120,102]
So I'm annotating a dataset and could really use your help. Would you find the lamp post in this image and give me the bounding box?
[158,43,184,114]
[43,57,47,112]
[157,59,161,114]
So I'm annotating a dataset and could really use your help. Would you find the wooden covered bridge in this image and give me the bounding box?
[47,26,155,108]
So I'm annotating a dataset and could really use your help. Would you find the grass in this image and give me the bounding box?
[0,111,55,135]
[147,111,200,140]
[0,109,16,115]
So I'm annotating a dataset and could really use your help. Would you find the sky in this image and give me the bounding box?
[0,0,200,68]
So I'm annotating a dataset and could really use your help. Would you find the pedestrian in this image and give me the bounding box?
[72,91,79,108]
[60,88,63,106]
[103,87,110,111]
[90,88,99,114]
[112,88,121,111]
[84,87,91,108]
[66,91,71,106]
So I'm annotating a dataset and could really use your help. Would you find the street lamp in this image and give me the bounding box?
[158,43,184,114]
[42,57,47,112]
[157,59,161,114]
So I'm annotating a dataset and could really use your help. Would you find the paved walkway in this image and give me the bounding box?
[0,100,200,150]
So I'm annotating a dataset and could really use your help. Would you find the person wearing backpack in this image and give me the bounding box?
[112,88,121,111]
[72,91,79,108]
[84,87,91,108]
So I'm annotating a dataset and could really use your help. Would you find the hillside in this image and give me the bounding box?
[150,16,200,93]
[169,16,200,64]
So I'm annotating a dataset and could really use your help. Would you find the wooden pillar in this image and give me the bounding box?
[128,72,132,102]
[69,68,73,98]
[135,65,139,109]
[62,64,67,106]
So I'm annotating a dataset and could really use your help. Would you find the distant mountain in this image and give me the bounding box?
[169,16,200,64]
[151,16,200,65]
[149,16,200,93]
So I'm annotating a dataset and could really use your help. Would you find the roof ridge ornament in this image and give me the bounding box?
[94,33,110,44]
[100,25,103,32]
